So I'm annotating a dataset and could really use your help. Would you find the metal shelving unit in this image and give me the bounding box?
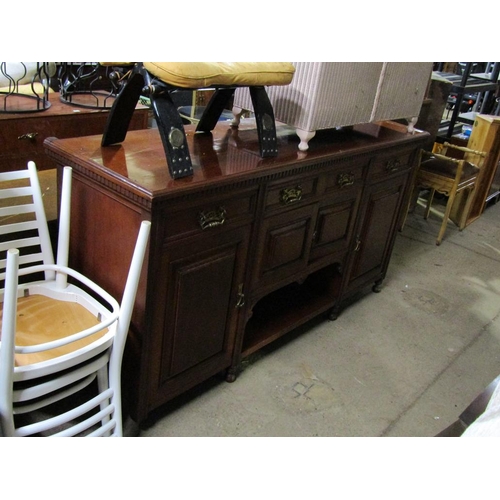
[435,62,500,141]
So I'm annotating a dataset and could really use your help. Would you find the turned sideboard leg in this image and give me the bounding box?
[328,304,341,321]
[225,366,238,383]
[372,279,384,293]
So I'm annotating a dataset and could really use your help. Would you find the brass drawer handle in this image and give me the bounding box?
[18,132,38,141]
[280,185,303,205]
[386,158,402,172]
[198,206,227,230]
[337,172,355,188]
[235,284,245,308]
[354,236,361,252]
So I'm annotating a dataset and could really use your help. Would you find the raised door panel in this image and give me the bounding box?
[346,173,409,292]
[168,249,235,375]
[310,187,363,264]
[149,226,249,406]
[252,203,317,289]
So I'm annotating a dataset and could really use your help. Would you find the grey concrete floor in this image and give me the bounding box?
[138,196,500,437]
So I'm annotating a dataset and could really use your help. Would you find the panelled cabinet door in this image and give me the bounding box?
[148,226,250,406]
[346,173,409,292]
[252,203,317,289]
[310,186,363,264]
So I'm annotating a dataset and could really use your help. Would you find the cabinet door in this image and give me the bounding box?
[148,226,249,406]
[310,187,363,264]
[346,173,409,293]
[252,203,317,289]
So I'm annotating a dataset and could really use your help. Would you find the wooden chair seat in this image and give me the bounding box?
[0,294,107,366]
[420,156,479,179]
[101,62,295,180]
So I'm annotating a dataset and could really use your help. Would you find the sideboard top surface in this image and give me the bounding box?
[44,119,428,201]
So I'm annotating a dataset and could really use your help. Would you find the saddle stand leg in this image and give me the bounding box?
[196,88,235,132]
[149,88,194,179]
[102,72,144,146]
[249,86,278,158]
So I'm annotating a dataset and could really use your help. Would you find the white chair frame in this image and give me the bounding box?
[0,161,150,436]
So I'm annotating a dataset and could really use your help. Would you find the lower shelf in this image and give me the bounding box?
[242,264,342,356]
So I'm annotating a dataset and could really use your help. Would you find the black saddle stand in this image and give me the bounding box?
[102,66,279,180]
[198,86,278,158]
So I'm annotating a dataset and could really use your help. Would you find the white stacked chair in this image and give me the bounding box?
[0,161,150,436]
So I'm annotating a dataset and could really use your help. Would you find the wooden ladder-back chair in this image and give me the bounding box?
[403,142,487,245]
[0,162,151,437]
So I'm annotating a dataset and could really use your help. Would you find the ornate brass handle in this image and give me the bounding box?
[337,172,355,188]
[18,132,38,141]
[280,185,303,205]
[198,206,227,230]
[386,158,401,172]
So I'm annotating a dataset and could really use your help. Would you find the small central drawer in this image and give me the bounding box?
[264,175,319,213]
[323,163,365,194]
[368,149,413,181]
[162,188,258,242]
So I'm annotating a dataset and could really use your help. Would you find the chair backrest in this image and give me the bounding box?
[434,141,487,170]
[0,161,56,283]
[0,162,151,436]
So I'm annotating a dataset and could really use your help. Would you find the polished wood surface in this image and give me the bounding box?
[45,120,429,423]
[45,120,423,197]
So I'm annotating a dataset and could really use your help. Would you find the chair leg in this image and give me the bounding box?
[424,188,435,220]
[101,72,144,147]
[149,90,194,179]
[400,185,420,231]
[408,185,421,214]
[436,191,456,245]
[196,88,235,132]
[249,86,278,158]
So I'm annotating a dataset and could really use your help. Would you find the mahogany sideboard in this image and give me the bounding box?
[44,120,428,424]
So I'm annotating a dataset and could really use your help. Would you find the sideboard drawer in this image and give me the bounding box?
[264,175,319,213]
[368,150,413,181]
[323,163,365,194]
[162,188,258,242]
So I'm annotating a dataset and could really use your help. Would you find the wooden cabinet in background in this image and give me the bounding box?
[449,115,500,227]
[45,120,427,424]
[0,92,148,172]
